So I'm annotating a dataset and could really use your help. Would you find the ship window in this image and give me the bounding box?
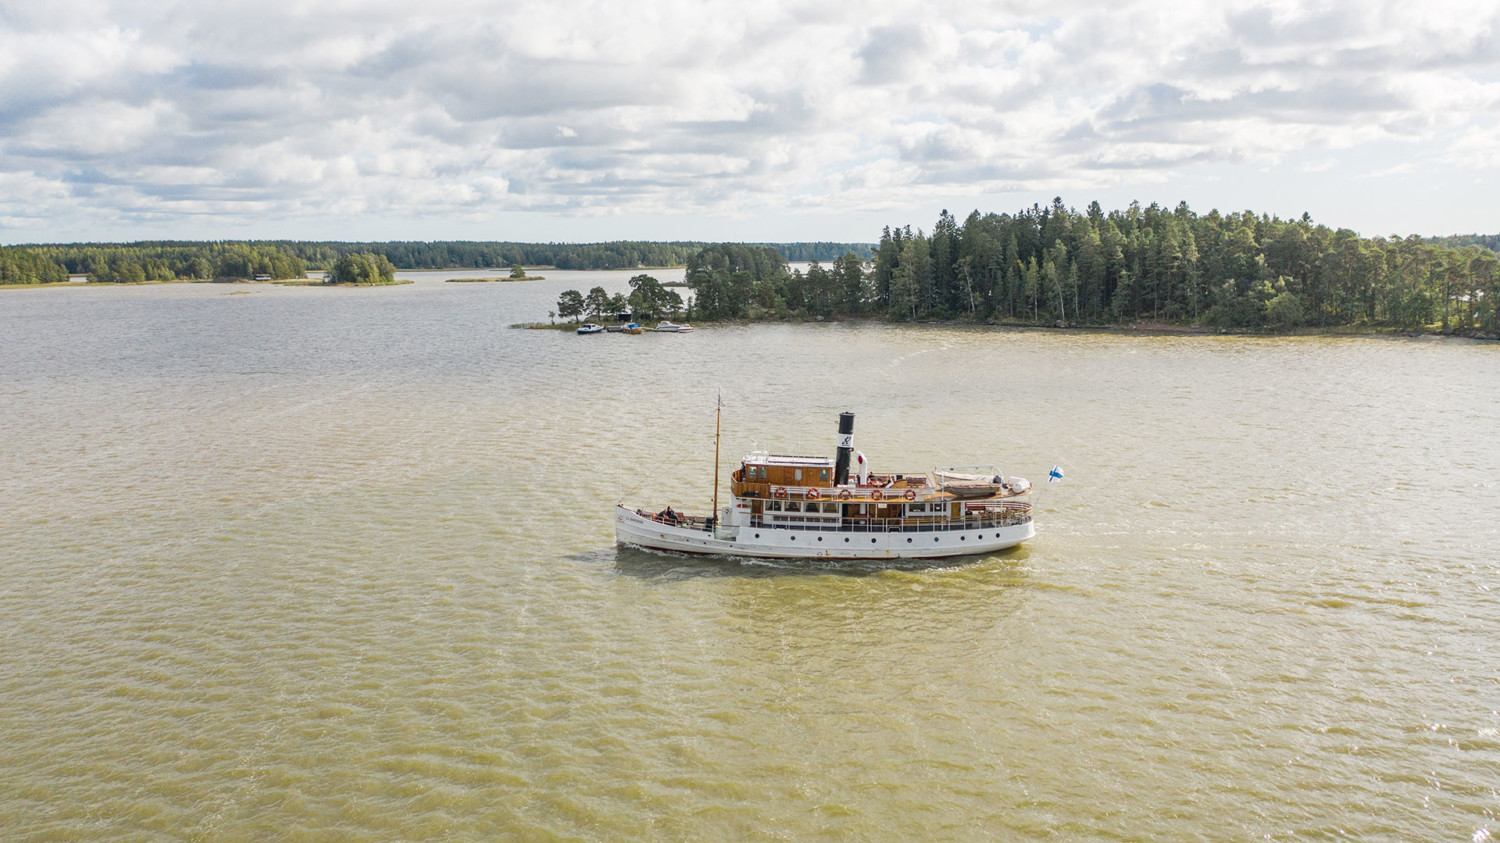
[768,501,781,512]
[794,468,803,482]
[820,469,829,481]
[786,501,801,512]
[823,503,837,514]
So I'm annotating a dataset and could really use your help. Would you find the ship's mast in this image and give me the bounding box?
[712,391,722,527]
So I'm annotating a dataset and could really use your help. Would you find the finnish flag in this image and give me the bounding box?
[1048,465,1064,483]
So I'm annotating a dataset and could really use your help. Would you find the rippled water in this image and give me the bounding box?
[3,272,1499,839]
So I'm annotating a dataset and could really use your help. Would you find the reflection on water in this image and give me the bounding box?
[1,276,1498,838]
[610,545,1027,580]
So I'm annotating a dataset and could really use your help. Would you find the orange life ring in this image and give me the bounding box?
[774,487,787,499]
[838,489,852,501]
[870,490,884,501]
[904,489,916,501]
[806,488,820,500]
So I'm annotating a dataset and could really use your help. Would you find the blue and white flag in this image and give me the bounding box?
[1048,465,1064,483]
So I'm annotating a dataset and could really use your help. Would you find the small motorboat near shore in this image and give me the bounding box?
[616,408,1034,560]
[652,321,694,332]
[576,323,604,334]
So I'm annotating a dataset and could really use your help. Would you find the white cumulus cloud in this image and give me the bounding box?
[1,0,1498,241]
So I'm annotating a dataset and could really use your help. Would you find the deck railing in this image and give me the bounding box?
[636,503,1031,535]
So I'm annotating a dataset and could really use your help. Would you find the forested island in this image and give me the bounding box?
[555,201,1498,336]
[320,252,403,285]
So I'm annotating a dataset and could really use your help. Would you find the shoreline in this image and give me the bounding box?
[512,316,1496,341]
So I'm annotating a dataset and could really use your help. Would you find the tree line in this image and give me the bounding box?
[9,211,1500,336]
[275,241,707,271]
[674,200,1500,335]
[0,240,876,285]
[685,243,867,320]
[5,242,306,283]
[0,246,69,285]
[276,240,869,268]
[1429,233,1500,252]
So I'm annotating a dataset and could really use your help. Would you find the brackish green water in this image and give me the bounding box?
[2,272,1498,839]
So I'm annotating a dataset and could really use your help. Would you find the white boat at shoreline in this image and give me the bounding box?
[576,323,604,334]
[652,321,694,332]
[616,409,1034,560]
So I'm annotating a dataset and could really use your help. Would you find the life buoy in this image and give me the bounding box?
[774,487,787,499]
[904,489,916,501]
[806,488,820,500]
[838,489,852,501]
[870,490,883,501]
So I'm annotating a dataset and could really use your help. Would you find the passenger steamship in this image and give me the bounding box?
[615,411,1035,560]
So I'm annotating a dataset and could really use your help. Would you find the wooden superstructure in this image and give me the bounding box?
[616,410,1035,560]
[728,450,1027,529]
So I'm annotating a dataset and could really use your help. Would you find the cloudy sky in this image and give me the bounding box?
[2,0,1498,244]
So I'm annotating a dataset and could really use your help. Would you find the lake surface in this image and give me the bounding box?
[3,271,1498,839]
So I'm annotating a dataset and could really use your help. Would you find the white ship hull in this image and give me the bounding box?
[615,504,1033,561]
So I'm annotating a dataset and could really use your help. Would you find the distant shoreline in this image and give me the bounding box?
[275,279,414,287]
[1,278,268,289]
[1,265,682,291]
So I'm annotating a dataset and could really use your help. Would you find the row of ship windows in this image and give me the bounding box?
[764,501,944,514]
[751,533,990,543]
[766,501,838,514]
[745,466,830,483]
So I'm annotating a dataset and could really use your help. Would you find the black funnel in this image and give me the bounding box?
[833,412,855,486]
